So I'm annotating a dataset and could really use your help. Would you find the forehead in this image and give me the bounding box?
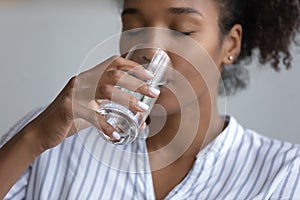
[123,0,217,15]
[124,0,200,7]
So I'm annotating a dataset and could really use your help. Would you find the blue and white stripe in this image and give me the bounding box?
[3,108,300,199]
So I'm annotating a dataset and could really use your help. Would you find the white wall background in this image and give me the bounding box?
[0,0,299,143]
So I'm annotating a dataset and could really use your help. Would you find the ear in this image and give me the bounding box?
[221,24,243,65]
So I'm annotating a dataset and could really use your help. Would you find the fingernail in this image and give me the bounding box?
[145,70,154,78]
[141,122,147,130]
[112,131,121,140]
[138,101,149,111]
[150,87,160,96]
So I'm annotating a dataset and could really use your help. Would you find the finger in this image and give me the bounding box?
[67,99,101,135]
[111,56,154,80]
[105,69,160,98]
[141,122,147,130]
[75,56,149,89]
[117,64,154,81]
[96,84,150,113]
[72,101,121,141]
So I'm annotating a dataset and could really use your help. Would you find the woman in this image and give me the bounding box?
[1,0,299,199]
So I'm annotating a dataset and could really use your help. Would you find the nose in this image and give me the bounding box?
[135,29,167,64]
[137,48,158,65]
[120,27,170,61]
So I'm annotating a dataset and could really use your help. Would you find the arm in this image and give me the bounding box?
[0,55,155,198]
[0,127,43,199]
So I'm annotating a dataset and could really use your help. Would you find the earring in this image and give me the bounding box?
[228,55,234,61]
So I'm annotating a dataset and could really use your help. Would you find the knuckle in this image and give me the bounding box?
[138,84,148,93]
[108,69,125,84]
[111,55,123,65]
[133,65,143,71]
[129,95,138,104]
[65,87,74,98]
[109,55,119,61]
[107,69,122,80]
[67,76,77,88]
[99,84,111,96]
[62,96,72,109]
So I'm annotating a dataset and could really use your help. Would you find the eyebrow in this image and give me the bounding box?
[121,7,203,17]
[168,7,204,17]
[121,8,139,16]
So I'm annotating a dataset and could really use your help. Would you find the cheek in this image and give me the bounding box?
[203,44,223,70]
[169,52,219,96]
[190,13,223,68]
[154,53,217,114]
[193,34,223,69]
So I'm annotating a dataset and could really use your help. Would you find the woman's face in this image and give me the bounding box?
[120,0,227,114]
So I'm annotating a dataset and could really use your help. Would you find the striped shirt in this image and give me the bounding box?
[2,108,300,200]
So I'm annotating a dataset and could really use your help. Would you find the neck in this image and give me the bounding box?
[146,89,225,163]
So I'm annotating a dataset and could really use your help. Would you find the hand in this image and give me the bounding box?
[25,56,159,151]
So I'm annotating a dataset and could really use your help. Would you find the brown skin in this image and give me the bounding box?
[122,0,242,199]
[0,0,242,199]
[0,57,156,198]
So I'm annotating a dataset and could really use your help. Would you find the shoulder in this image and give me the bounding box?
[232,117,300,199]
[229,116,299,156]
[267,145,300,199]
[232,116,300,167]
[243,124,300,161]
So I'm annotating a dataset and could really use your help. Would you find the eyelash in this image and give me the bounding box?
[180,31,194,36]
[124,29,195,37]
[173,31,195,36]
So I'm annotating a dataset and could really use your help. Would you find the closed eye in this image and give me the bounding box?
[172,30,196,36]
[180,31,195,36]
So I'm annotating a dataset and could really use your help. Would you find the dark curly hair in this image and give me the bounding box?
[116,0,300,95]
[217,0,300,95]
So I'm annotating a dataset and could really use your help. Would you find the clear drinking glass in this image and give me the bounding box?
[97,44,171,145]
